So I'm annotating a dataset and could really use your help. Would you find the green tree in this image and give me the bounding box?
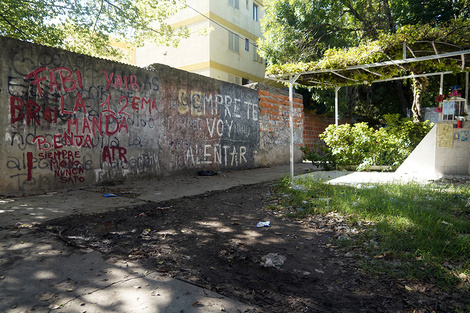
[0,0,190,61]
[260,0,470,121]
[391,0,470,26]
[259,0,352,65]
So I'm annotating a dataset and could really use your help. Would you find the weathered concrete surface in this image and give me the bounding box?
[0,163,315,313]
[0,36,303,195]
[0,228,255,313]
[396,124,437,177]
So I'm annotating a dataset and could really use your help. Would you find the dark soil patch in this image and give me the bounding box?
[40,182,468,312]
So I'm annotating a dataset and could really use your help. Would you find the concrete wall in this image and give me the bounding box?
[397,122,470,177]
[435,122,470,175]
[0,37,302,195]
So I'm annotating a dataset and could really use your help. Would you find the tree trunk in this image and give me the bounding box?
[394,81,410,117]
[411,77,428,122]
[382,0,396,33]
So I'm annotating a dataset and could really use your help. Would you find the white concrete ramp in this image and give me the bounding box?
[396,124,438,177]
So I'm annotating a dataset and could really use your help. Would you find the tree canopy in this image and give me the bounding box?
[0,0,190,61]
[259,0,470,121]
[259,0,470,65]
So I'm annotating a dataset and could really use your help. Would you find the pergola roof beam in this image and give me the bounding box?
[372,71,454,84]
[291,49,470,77]
[362,67,383,77]
[330,70,359,81]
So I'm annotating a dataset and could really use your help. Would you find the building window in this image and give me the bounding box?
[245,38,249,51]
[228,31,239,53]
[253,3,258,21]
[228,0,239,9]
[253,44,261,62]
[228,75,241,85]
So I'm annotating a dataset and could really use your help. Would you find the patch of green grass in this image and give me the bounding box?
[271,176,470,292]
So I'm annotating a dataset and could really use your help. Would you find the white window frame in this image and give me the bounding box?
[253,3,258,21]
[229,0,239,10]
[228,31,239,53]
[228,75,241,85]
[253,46,259,61]
[252,44,263,63]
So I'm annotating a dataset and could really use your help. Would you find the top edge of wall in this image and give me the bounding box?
[245,82,303,99]
[0,35,266,92]
[0,35,146,69]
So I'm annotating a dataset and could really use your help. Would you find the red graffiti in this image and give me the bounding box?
[34,133,94,150]
[50,67,83,93]
[43,106,59,124]
[67,115,128,137]
[33,136,51,151]
[25,66,83,96]
[26,152,33,181]
[10,96,41,125]
[102,146,127,163]
[60,93,87,114]
[9,93,86,126]
[38,150,81,162]
[24,66,47,96]
[100,94,157,116]
[38,149,86,184]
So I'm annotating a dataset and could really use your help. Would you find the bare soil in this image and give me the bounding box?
[40,181,468,313]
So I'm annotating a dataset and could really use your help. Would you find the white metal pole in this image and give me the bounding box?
[287,74,300,180]
[466,72,469,114]
[335,86,340,126]
[289,77,294,179]
[440,74,444,95]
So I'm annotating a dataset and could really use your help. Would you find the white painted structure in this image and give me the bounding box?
[136,0,266,85]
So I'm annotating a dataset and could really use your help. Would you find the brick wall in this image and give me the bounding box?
[248,83,304,165]
[303,111,352,150]
[303,112,336,149]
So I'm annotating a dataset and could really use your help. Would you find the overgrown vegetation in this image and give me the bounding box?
[270,175,470,304]
[265,19,470,85]
[302,114,433,171]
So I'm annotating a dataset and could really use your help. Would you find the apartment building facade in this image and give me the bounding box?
[136,0,265,85]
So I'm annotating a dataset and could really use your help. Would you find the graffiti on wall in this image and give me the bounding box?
[167,86,259,171]
[5,49,161,190]
[1,39,271,193]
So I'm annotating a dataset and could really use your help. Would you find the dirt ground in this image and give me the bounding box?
[39,181,468,313]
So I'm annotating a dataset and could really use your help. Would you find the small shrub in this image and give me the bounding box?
[318,114,433,170]
[300,144,336,170]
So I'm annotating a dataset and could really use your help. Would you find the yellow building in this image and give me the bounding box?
[136,0,266,85]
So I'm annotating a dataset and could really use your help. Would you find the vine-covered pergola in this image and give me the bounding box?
[266,41,470,178]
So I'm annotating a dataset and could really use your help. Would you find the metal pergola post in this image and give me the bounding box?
[288,74,300,179]
[440,74,444,95]
[466,72,469,108]
[335,86,340,126]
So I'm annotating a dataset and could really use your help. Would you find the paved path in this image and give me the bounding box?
[0,163,441,313]
[1,164,317,313]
